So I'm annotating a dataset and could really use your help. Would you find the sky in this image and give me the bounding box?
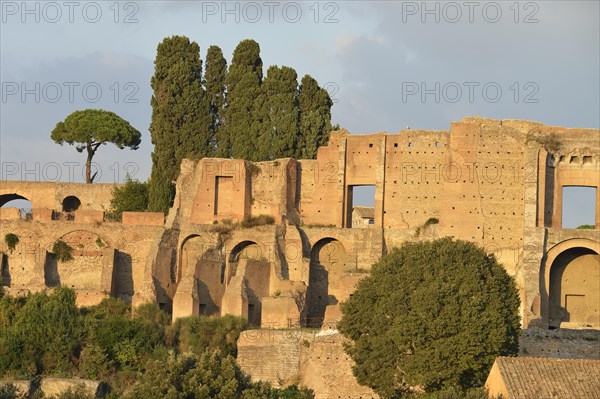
[0,0,598,225]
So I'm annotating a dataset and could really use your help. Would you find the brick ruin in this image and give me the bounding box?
[1,117,599,396]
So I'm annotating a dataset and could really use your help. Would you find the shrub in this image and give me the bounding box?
[241,215,275,228]
[4,234,19,253]
[46,386,96,399]
[338,238,520,397]
[109,175,149,219]
[0,287,83,376]
[171,315,248,358]
[52,240,73,262]
[82,300,165,371]
[123,350,314,399]
[424,217,439,226]
[576,224,595,230]
[79,343,113,380]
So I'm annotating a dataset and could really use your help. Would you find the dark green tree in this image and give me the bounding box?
[259,65,299,159]
[50,109,141,183]
[108,175,149,219]
[148,35,212,213]
[224,39,265,161]
[205,45,228,156]
[338,238,520,398]
[296,75,333,159]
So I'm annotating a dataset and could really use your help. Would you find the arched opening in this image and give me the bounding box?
[306,238,347,327]
[548,247,599,328]
[1,253,10,287]
[0,193,32,219]
[46,230,109,290]
[62,196,81,212]
[229,241,270,326]
[180,235,224,316]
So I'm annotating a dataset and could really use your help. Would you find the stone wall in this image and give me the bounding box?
[237,329,378,399]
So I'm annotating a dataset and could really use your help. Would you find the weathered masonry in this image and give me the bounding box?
[1,117,599,331]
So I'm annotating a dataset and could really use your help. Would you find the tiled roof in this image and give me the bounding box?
[495,356,600,399]
[353,206,374,219]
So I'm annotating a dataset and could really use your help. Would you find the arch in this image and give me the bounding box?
[62,196,81,212]
[228,240,265,264]
[0,194,32,219]
[0,193,30,208]
[179,234,224,316]
[45,229,111,290]
[228,240,270,326]
[306,238,347,327]
[541,238,600,328]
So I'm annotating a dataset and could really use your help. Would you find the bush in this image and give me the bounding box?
[52,241,74,262]
[123,350,314,399]
[171,315,248,358]
[4,234,19,253]
[576,224,595,230]
[45,386,96,399]
[241,215,275,228]
[0,287,83,376]
[338,238,520,398]
[82,300,166,371]
[108,175,149,220]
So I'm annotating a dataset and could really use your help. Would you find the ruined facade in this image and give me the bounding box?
[1,117,599,395]
[1,117,598,329]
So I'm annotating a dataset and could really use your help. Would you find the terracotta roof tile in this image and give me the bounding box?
[495,356,600,399]
[353,206,374,218]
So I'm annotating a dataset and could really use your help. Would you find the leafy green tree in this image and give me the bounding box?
[148,35,212,213]
[108,175,149,219]
[205,45,228,155]
[224,39,265,161]
[0,287,83,376]
[82,299,166,371]
[338,238,520,398]
[51,109,141,183]
[259,66,299,159]
[296,75,333,159]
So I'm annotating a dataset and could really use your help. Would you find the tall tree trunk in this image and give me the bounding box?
[86,144,94,183]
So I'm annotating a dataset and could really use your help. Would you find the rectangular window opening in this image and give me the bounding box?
[562,186,596,229]
[347,185,376,228]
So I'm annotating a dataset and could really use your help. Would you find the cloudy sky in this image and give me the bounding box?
[1,1,598,225]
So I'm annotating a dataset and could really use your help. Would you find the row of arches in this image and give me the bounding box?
[0,194,82,213]
[179,235,348,327]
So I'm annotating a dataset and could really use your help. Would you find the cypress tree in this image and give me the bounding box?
[297,75,333,159]
[148,36,212,213]
[259,65,299,160]
[205,45,228,156]
[224,39,264,161]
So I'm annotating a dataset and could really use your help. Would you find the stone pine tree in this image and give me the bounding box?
[148,35,212,213]
[296,75,334,159]
[259,65,300,160]
[223,39,265,161]
[205,45,228,156]
[50,109,141,184]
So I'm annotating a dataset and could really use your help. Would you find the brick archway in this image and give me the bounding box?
[541,238,600,328]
